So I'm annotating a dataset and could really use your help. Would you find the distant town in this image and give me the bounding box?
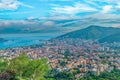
[1,38,120,79]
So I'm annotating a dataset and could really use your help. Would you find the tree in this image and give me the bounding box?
[0,59,8,73]
[8,53,29,80]
[0,54,51,80]
[23,58,50,80]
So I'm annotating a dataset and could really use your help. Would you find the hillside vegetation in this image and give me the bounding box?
[57,25,120,43]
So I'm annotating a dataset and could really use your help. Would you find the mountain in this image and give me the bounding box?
[99,33,120,43]
[56,25,120,43]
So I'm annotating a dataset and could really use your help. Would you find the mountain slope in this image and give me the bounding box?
[99,33,120,43]
[56,25,120,42]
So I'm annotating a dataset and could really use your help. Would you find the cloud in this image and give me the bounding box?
[0,20,37,27]
[51,2,97,15]
[112,24,120,28]
[0,0,34,10]
[0,19,71,34]
[84,13,120,19]
[19,2,34,9]
[101,5,113,13]
[90,1,119,12]
[27,16,35,20]
[42,21,55,26]
[49,0,119,19]
[40,15,79,21]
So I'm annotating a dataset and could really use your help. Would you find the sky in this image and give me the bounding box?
[0,0,120,19]
[0,0,120,33]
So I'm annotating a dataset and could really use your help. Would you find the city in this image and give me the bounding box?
[0,0,120,80]
[1,38,120,79]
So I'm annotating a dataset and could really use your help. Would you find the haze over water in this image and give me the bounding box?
[0,33,58,49]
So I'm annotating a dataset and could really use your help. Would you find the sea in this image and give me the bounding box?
[0,33,59,49]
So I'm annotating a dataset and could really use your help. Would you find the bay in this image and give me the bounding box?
[0,33,58,49]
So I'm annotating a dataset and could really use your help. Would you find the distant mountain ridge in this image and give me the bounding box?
[56,25,120,43]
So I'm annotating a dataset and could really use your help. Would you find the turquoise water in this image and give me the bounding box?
[0,33,58,49]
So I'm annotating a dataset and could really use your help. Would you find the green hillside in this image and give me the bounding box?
[99,33,120,43]
[56,25,120,43]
